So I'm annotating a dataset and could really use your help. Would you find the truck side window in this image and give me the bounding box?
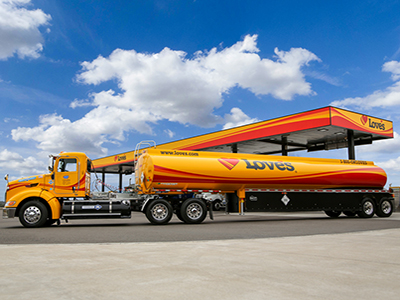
[58,158,77,172]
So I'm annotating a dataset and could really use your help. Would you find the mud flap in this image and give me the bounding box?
[208,202,214,220]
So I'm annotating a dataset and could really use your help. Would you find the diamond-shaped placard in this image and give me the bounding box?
[281,195,290,206]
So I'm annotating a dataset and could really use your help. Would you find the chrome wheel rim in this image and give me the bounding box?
[381,201,392,214]
[363,201,374,215]
[186,203,202,220]
[23,206,42,224]
[151,204,168,221]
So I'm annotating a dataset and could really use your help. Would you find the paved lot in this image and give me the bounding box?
[1,212,400,299]
[2,211,400,244]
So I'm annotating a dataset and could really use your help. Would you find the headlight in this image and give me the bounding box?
[5,201,16,207]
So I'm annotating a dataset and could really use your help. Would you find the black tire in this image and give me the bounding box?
[357,198,375,218]
[180,198,207,224]
[375,199,393,218]
[324,210,341,218]
[145,199,173,225]
[19,201,49,228]
[343,211,356,217]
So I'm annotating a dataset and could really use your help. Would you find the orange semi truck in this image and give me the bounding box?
[3,149,395,227]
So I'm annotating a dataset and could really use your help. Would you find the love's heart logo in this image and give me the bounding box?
[218,158,239,170]
[360,115,368,125]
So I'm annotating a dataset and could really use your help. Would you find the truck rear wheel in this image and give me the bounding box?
[19,200,49,228]
[180,198,207,224]
[145,199,173,225]
[357,198,375,218]
[375,199,393,218]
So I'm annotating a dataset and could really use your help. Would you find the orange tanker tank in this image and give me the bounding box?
[135,149,387,193]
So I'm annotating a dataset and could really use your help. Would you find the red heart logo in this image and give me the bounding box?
[360,115,368,125]
[218,158,239,170]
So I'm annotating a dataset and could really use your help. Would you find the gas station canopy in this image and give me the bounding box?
[92,106,393,175]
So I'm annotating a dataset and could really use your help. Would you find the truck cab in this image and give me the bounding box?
[3,152,91,227]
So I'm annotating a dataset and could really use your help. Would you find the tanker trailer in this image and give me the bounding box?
[135,149,394,224]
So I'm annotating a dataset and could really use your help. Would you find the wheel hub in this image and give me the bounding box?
[152,204,167,220]
[381,201,392,214]
[363,202,373,215]
[187,203,202,220]
[24,206,41,224]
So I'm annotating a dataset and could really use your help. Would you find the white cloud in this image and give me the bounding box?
[164,129,175,138]
[13,35,320,155]
[383,61,400,81]
[331,60,400,109]
[358,132,400,154]
[0,0,51,60]
[375,156,400,172]
[223,107,260,129]
[0,149,45,177]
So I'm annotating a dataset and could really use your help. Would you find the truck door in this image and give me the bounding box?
[54,157,80,196]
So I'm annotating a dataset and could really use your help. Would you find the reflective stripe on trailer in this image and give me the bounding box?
[154,189,224,193]
[245,188,390,193]
[149,188,390,194]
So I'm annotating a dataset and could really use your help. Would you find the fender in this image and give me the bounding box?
[39,189,62,219]
[141,195,159,212]
[8,188,45,206]
[9,188,61,220]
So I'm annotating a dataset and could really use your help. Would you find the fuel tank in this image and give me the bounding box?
[135,149,387,193]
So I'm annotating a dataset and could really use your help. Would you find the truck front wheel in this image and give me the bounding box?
[145,199,173,225]
[180,198,207,224]
[19,201,49,228]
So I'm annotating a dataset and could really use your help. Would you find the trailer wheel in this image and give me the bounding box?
[324,210,341,218]
[19,201,49,228]
[375,199,393,218]
[180,198,207,224]
[357,198,375,218]
[145,199,173,225]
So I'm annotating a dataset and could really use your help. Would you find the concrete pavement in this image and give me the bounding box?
[1,228,400,300]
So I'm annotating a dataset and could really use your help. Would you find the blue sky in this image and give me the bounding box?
[1,0,400,198]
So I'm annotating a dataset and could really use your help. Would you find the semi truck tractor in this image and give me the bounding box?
[3,149,395,228]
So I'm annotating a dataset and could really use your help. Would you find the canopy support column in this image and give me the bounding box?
[282,136,288,156]
[347,130,355,160]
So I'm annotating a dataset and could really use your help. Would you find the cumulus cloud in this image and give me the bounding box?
[331,60,400,109]
[223,107,260,129]
[0,149,45,177]
[0,0,51,60]
[12,35,320,155]
[376,156,400,172]
[358,131,400,154]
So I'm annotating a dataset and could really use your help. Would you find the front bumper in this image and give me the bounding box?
[2,208,16,219]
